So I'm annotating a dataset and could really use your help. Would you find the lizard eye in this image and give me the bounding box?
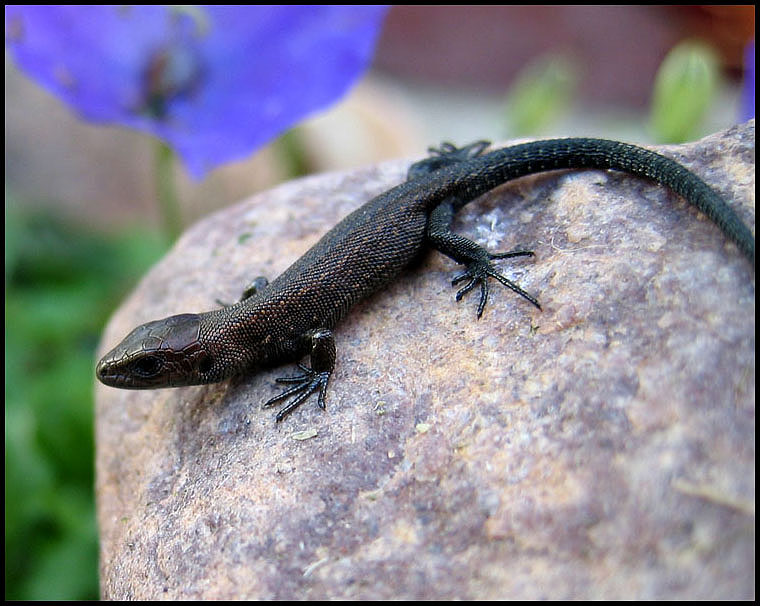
[197,353,213,375]
[132,355,162,377]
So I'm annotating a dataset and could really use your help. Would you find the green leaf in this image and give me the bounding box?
[649,40,720,143]
[503,54,579,136]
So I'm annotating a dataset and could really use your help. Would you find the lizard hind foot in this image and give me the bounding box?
[451,250,541,318]
[408,140,491,180]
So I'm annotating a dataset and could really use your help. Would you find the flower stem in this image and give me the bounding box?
[154,140,182,242]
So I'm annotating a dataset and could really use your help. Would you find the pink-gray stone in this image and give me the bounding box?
[96,122,755,599]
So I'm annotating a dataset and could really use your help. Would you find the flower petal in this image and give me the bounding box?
[6,5,389,178]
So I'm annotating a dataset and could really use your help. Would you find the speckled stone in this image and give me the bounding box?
[96,122,754,600]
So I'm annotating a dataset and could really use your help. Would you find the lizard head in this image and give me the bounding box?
[96,313,216,388]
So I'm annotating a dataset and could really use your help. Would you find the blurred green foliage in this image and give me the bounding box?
[649,40,720,143]
[503,54,580,136]
[503,40,725,142]
[5,194,167,600]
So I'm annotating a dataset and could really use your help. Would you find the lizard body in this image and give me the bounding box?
[96,138,755,420]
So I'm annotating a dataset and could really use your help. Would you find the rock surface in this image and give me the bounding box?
[96,123,755,600]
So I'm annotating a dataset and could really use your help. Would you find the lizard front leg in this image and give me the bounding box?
[261,328,336,422]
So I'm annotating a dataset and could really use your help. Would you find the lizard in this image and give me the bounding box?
[96,138,755,421]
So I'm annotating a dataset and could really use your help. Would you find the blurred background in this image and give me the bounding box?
[4,5,755,599]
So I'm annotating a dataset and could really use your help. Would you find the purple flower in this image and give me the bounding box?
[5,5,389,178]
[740,40,754,122]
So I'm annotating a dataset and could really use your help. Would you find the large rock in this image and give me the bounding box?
[96,122,755,599]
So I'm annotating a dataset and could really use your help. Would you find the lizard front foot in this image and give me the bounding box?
[261,328,335,422]
[262,363,331,422]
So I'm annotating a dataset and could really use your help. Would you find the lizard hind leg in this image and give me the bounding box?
[427,198,541,318]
